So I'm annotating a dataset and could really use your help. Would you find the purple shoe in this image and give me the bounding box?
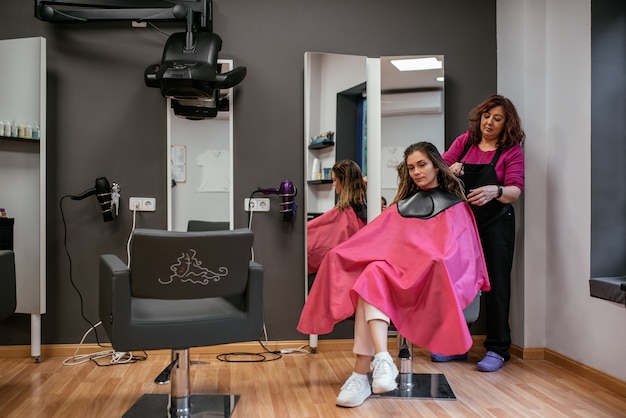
[430,352,468,362]
[477,351,505,372]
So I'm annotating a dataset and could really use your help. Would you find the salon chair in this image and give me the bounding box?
[99,228,263,417]
[187,220,230,232]
[0,250,17,322]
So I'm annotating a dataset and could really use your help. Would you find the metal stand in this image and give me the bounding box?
[370,334,456,400]
[123,349,240,417]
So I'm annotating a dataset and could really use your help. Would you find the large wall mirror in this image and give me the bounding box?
[303,52,444,347]
[167,59,234,232]
[370,55,445,219]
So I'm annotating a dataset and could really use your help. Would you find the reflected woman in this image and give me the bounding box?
[307,160,367,275]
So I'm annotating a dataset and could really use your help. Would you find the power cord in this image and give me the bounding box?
[62,321,147,367]
[60,195,102,344]
[216,324,311,363]
[126,205,138,267]
[237,191,312,360]
[60,195,145,367]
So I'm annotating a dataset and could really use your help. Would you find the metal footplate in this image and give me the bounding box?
[370,335,456,400]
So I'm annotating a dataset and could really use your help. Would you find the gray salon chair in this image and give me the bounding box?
[99,228,263,418]
[0,250,17,322]
[187,220,230,232]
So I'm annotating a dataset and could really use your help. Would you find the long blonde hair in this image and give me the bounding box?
[392,142,466,204]
[333,160,367,210]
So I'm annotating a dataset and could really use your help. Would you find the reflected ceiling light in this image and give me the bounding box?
[436,76,445,82]
[391,57,442,71]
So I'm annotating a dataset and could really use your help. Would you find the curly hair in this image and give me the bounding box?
[333,160,367,210]
[393,142,466,204]
[467,94,525,149]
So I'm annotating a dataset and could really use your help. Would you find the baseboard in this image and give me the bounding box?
[0,341,318,358]
[509,345,626,397]
[2,339,624,398]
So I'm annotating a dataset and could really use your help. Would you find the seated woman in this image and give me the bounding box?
[307,159,367,275]
[297,142,490,408]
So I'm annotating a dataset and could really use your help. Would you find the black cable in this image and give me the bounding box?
[216,337,283,363]
[60,195,103,346]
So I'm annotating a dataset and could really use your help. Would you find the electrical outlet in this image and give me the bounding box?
[244,198,270,212]
[129,197,156,212]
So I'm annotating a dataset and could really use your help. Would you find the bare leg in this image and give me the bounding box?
[354,354,373,374]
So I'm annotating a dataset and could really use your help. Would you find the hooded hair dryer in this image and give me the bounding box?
[71,177,117,222]
[258,180,297,222]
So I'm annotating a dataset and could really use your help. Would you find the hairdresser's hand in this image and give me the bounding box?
[467,186,499,206]
[450,162,464,177]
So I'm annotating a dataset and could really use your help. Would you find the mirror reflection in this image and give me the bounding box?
[379,55,445,206]
[167,60,234,232]
[304,52,367,218]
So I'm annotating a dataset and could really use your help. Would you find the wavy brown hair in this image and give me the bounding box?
[467,94,525,149]
[333,160,367,210]
[393,142,466,204]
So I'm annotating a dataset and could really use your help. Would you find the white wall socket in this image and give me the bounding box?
[129,197,156,212]
[244,198,270,212]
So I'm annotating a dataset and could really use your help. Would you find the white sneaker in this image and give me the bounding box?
[370,352,398,394]
[336,373,372,408]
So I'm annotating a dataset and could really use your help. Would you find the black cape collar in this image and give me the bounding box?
[397,188,463,219]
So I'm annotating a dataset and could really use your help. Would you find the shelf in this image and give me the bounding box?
[307,179,333,185]
[308,140,334,150]
[0,135,40,144]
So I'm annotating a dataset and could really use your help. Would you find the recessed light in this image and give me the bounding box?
[391,57,442,71]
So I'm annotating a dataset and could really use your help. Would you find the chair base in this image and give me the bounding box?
[369,373,456,400]
[123,394,240,418]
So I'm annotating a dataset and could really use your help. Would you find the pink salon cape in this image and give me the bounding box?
[298,199,490,356]
[307,206,366,275]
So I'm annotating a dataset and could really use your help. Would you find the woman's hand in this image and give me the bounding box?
[450,162,464,176]
[467,185,499,206]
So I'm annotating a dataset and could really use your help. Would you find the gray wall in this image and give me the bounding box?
[0,0,496,345]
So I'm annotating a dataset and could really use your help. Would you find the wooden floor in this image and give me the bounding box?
[1,345,625,418]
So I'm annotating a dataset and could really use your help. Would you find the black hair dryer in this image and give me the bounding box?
[71,177,119,222]
[259,180,297,222]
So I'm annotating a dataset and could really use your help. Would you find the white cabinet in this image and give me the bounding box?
[0,37,47,361]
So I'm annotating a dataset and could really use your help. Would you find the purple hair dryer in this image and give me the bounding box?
[258,180,298,222]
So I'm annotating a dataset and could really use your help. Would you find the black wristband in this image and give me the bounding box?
[497,186,503,199]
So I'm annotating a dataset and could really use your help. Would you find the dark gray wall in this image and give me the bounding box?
[0,0,496,345]
[591,0,626,277]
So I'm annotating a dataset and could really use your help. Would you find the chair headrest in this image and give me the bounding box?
[129,228,253,299]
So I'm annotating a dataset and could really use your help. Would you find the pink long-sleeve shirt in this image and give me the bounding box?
[443,131,525,191]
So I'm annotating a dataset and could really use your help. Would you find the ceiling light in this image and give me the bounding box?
[391,57,442,71]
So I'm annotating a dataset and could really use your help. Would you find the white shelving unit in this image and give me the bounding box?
[0,37,47,362]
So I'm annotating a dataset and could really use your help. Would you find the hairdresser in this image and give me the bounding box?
[435,94,525,372]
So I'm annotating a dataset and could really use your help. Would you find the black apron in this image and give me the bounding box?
[458,143,511,229]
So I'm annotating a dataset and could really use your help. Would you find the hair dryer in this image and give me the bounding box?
[258,180,297,222]
[71,177,116,222]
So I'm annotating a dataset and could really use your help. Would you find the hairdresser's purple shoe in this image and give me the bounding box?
[430,352,468,363]
[477,351,505,372]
